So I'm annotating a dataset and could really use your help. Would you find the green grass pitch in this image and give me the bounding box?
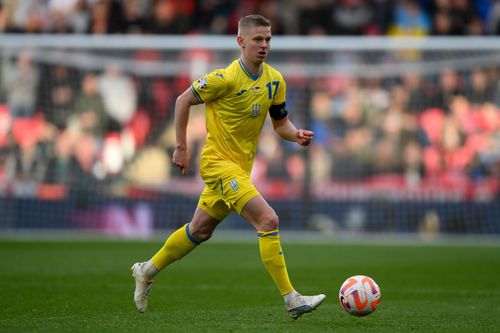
[1,237,500,332]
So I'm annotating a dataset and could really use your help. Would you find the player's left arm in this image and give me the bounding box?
[268,74,314,146]
[272,116,314,146]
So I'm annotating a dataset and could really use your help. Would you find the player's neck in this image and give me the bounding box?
[239,57,263,76]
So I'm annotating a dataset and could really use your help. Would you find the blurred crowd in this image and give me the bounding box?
[1,48,499,200]
[0,0,500,201]
[0,0,499,36]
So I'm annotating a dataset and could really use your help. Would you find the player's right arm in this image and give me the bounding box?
[172,87,202,175]
[173,70,226,175]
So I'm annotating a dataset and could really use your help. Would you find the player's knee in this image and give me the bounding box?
[259,212,279,231]
[190,224,214,242]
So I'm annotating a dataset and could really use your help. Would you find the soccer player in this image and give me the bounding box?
[131,14,325,319]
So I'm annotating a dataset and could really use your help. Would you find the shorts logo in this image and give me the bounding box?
[251,104,260,117]
[229,178,239,192]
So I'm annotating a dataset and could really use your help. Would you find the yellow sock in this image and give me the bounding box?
[258,230,294,295]
[151,223,200,271]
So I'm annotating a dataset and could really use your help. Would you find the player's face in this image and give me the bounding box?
[239,25,271,64]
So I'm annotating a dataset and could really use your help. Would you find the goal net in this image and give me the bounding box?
[0,35,499,237]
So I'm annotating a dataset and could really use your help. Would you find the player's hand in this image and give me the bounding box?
[296,129,314,146]
[172,147,190,175]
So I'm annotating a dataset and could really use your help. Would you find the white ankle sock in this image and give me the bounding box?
[283,289,300,306]
[142,259,158,280]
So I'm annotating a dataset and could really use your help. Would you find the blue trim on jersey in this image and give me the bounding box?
[257,231,280,237]
[191,85,204,103]
[238,58,262,81]
[185,223,201,245]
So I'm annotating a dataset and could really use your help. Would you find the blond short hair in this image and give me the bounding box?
[237,14,271,35]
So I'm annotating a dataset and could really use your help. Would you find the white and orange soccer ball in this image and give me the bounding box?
[339,275,381,316]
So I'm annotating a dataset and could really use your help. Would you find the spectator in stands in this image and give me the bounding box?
[99,65,137,132]
[448,95,475,136]
[0,3,9,32]
[5,117,48,183]
[388,0,431,36]
[40,64,77,130]
[476,129,500,177]
[309,90,335,145]
[257,127,289,181]
[449,0,474,35]
[359,76,390,120]
[465,69,497,106]
[297,0,331,35]
[70,73,108,139]
[67,132,102,206]
[8,0,49,33]
[330,126,373,180]
[401,72,430,114]
[440,115,468,174]
[372,136,402,175]
[3,50,39,118]
[488,0,500,35]
[67,0,91,34]
[431,10,455,35]
[145,0,188,34]
[431,69,464,112]
[44,131,73,184]
[47,0,81,33]
[309,144,332,186]
[191,0,236,35]
[122,0,146,34]
[371,0,395,34]
[330,0,376,35]
[467,15,485,35]
[88,0,125,34]
[256,0,286,35]
[401,139,425,185]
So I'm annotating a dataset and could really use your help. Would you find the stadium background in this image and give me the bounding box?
[1,0,500,239]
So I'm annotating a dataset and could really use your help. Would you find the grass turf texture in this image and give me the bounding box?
[1,239,499,332]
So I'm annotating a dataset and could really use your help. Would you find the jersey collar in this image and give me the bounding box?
[238,58,263,81]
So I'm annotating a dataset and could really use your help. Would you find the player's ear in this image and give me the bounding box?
[237,35,244,48]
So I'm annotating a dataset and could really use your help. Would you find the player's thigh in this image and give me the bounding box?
[240,195,278,232]
[198,185,232,221]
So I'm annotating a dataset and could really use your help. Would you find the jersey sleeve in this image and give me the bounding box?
[273,74,286,105]
[269,73,288,120]
[190,69,227,103]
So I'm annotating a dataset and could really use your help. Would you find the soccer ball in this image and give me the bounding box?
[339,275,381,316]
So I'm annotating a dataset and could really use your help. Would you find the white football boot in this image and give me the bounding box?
[286,292,326,319]
[131,262,153,313]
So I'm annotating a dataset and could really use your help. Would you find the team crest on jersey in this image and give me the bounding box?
[196,76,208,89]
[251,104,261,117]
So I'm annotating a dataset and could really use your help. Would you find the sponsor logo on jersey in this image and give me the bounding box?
[236,89,247,96]
[215,72,224,78]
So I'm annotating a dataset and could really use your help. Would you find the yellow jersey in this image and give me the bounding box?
[191,58,287,174]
